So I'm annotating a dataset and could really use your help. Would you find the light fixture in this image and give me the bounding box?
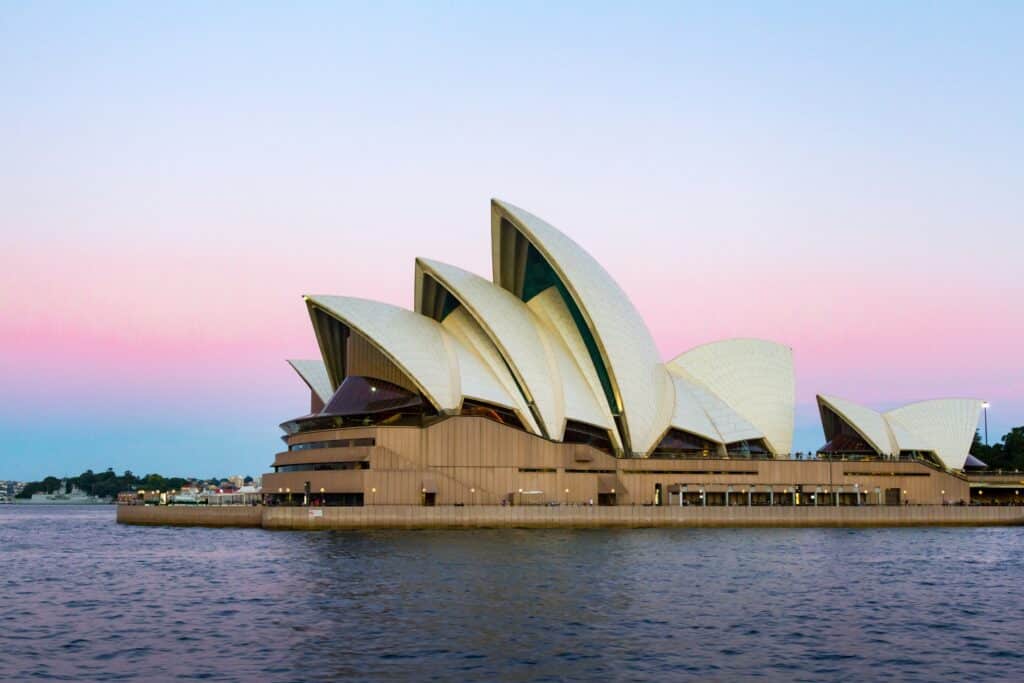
[371,487,377,493]
[319,487,325,493]
[982,401,990,408]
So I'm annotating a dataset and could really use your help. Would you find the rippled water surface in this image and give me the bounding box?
[3,506,1024,681]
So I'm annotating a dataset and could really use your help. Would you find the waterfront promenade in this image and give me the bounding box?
[118,504,1024,530]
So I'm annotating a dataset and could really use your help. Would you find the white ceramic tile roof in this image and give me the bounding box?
[666,371,724,444]
[286,359,334,405]
[440,307,541,433]
[304,295,461,411]
[884,419,932,453]
[884,399,983,470]
[671,368,762,444]
[491,199,672,455]
[416,258,559,438]
[526,287,618,443]
[816,395,895,455]
[669,339,795,456]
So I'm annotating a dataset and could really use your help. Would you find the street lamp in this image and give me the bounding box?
[982,401,990,445]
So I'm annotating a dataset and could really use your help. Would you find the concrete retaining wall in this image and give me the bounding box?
[117,505,262,527]
[119,504,1024,530]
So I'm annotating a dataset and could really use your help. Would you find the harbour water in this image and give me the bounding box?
[3,505,1023,681]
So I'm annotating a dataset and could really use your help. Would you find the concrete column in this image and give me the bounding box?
[700,488,706,507]
[835,487,840,507]
[814,487,820,506]
[747,489,752,506]
[725,487,731,507]
[769,488,774,506]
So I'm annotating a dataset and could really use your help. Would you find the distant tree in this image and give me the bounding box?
[971,426,1024,471]
[16,476,63,498]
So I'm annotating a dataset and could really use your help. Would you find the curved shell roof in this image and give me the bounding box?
[817,394,895,455]
[286,359,334,405]
[666,372,723,443]
[415,258,562,438]
[815,394,983,470]
[304,295,462,411]
[884,399,982,470]
[670,339,795,456]
[525,287,620,445]
[670,368,762,444]
[439,307,541,433]
[306,295,532,428]
[491,199,672,455]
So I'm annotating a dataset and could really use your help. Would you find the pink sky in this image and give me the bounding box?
[1,2,1021,479]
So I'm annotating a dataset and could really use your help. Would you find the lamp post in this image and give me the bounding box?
[982,401,990,445]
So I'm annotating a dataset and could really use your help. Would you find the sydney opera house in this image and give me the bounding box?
[262,200,984,507]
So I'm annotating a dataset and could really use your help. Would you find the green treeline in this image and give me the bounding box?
[970,427,1024,471]
[15,469,217,499]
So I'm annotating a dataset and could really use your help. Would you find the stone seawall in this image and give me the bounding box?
[119,504,1024,529]
[117,505,263,527]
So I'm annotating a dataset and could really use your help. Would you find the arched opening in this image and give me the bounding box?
[460,398,526,431]
[562,419,616,456]
[817,404,881,459]
[281,376,437,435]
[725,439,771,458]
[650,428,719,459]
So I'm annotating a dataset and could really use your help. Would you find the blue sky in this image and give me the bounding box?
[1,2,1021,480]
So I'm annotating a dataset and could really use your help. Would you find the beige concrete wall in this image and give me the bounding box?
[118,504,1024,530]
[261,505,1024,529]
[266,416,970,507]
[117,505,262,527]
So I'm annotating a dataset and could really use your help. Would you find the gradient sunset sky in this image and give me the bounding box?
[2,2,1021,480]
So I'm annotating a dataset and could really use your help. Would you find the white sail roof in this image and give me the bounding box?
[491,199,672,455]
[415,258,560,438]
[304,295,461,411]
[526,287,620,444]
[817,394,895,455]
[286,359,334,405]
[666,371,723,443]
[440,307,541,433]
[670,368,762,444]
[884,399,983,470]
[669,339,795,456]
[305,295,534,428]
